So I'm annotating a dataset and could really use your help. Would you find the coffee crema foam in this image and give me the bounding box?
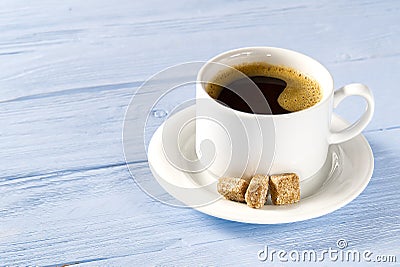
[205,62,322,112]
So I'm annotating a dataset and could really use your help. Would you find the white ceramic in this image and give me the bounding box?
[196,47,374,180]
[148,106,374,224]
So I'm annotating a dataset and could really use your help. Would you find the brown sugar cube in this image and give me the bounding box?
[269,173,300,205]
[245,174,269,209]
[217,177,249,203]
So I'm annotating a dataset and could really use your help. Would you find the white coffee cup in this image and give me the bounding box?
[195,47,374,180]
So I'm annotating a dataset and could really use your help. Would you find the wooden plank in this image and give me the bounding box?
[0,61,398,180]
[0,129,399,265]
[0,0,398,102]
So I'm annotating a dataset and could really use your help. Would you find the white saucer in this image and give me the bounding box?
[147,106,374,224]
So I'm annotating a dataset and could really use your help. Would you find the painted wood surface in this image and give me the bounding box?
[0,0,399,266]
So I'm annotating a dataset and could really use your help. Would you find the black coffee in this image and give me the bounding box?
[217,76,289,115]
[206,62,322,115]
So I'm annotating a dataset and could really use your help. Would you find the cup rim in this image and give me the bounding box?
[197,46,334,117]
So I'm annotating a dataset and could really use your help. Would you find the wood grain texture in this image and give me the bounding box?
[0,0,399,266]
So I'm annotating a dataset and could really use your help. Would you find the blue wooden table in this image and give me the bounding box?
[1,0,399,266]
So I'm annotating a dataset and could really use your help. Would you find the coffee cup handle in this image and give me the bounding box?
[329,83,375,144]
